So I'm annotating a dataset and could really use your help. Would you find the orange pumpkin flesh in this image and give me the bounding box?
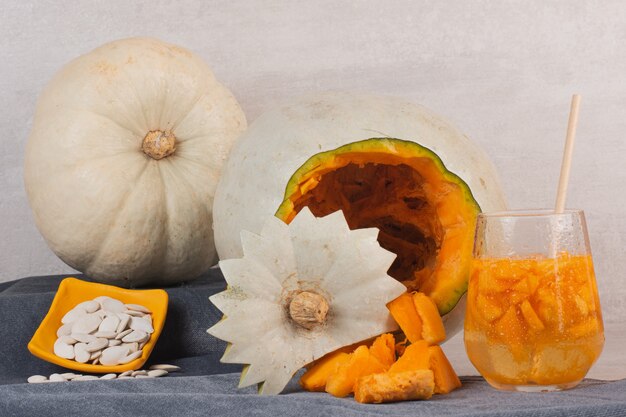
[303,327,461,401]
[300,351,351,392]
[428,345,462,394]
[369,333,396,369]
[413,292,447,344]
[388,340,430,373]
[325,345,387,398]
[275,139,480,314]
[354,370,435,403]
[387,293,423,343]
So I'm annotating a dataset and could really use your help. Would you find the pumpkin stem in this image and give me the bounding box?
[289,291,329,329]
[142,130,176,160]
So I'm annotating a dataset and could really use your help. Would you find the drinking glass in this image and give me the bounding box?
[464,209,604,392]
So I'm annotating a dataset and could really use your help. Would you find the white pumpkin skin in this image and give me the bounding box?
[25,38,246,287]
[212,92,507,338]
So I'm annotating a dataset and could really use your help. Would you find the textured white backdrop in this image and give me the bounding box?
[1,0,624,377]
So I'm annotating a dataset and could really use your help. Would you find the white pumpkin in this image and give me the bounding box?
[212,92,507,339]
[25,38,246,286]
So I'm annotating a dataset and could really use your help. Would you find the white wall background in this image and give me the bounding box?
[1,0,624,329]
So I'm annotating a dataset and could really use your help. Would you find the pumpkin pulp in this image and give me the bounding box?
[275,138,480,314]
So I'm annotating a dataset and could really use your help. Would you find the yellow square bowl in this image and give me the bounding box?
[28,277,168,374]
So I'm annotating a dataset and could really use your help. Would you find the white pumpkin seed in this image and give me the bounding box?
[75,300,100,313]
[74,375,99,381]
[122,330,148,343]
[100,373,117,380]
[71,314,102,334]
[27,375,48,383]
[59,335,77,345]
[124,310,145,317]
[122,342,139,353]
[90,350,102,360]
[102,298,125,313]
[56,323,72,337]
[116,329,132,340]
[119,350,143,364]
[149,364,180,372]
[94,331,117,339]
[74,343,90,363]
[147,369,168,377]
[61,373,79,379]
[98,315,120,333]
[61,308,87,324]
[49,373,66,382]
[131,370,148,376]
[119,370,133,377]
[125,304,151,314]
[116,313,131,333]
[138,340,147,349]
[108,339,122,347]
[85,338,108,353]
[100,346,130,366]
[130,316,154,334]
[53,339,75,359]
[70,333,97,344]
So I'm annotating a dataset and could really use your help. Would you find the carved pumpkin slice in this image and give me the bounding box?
[275,138,480,315]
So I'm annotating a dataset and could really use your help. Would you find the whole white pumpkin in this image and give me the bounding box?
[212,92,507,339]
[25,38,246,287]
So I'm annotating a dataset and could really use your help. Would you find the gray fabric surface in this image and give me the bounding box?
[0,272,624,417]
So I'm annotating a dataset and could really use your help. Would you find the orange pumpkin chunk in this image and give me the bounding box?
[428,345,461,394]
[387,293,423,343]
[369,333,396,369]
[413,292,446,344]
[354,370,435,403]
[325,346,386,398]
[300,351,351,392]
[389,340,430,373]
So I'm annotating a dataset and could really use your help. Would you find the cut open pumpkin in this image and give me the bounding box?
[275,138,480,314]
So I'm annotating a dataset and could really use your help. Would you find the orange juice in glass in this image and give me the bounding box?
[464,210,604,392]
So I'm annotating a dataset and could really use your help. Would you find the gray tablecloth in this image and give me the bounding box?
[0,271,624,417]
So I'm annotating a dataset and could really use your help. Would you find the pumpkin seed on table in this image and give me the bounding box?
[27,365,178,383]
[52,296,153,366]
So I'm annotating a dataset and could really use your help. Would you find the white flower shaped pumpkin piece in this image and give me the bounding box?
[207,208,406,395]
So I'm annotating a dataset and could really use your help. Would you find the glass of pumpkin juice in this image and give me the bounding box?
[464,210,604,392]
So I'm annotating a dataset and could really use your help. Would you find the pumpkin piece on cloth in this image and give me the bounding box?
[24,37,247,287]
[387,293,423,343]
[354,369,435,403]
[428,345,462,394]
[413,292,446,345]
[300,351,351,392]
[388,340,430,374]
[325,346,387,398]
[207,208,406,395]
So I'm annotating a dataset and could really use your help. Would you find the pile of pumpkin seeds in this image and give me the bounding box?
[54,296,154,365]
